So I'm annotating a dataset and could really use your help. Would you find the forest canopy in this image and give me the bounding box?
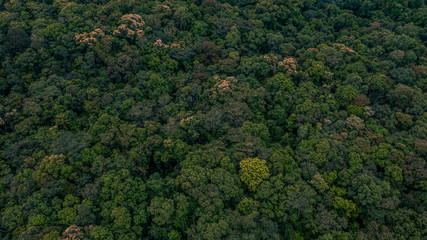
[0,0,426,239]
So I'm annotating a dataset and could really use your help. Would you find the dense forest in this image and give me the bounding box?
[0,0,426,239]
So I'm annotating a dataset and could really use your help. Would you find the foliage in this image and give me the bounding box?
[0,0,425,239]
[239,158,270,191]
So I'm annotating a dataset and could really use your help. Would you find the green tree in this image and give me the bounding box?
[239,158,270,191]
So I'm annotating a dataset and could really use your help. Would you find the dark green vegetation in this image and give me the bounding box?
[0,0,426,239]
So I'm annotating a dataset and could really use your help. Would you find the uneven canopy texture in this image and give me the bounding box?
[0,0,426,239]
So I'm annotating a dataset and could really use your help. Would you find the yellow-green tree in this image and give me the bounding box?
[239,158,270,191]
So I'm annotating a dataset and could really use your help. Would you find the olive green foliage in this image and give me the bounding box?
[240,158,270,191]
[0,0,426,239]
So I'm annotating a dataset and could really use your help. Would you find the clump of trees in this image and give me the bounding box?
[0,0,426,239]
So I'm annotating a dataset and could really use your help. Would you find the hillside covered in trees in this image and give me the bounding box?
[0,0,426,239]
